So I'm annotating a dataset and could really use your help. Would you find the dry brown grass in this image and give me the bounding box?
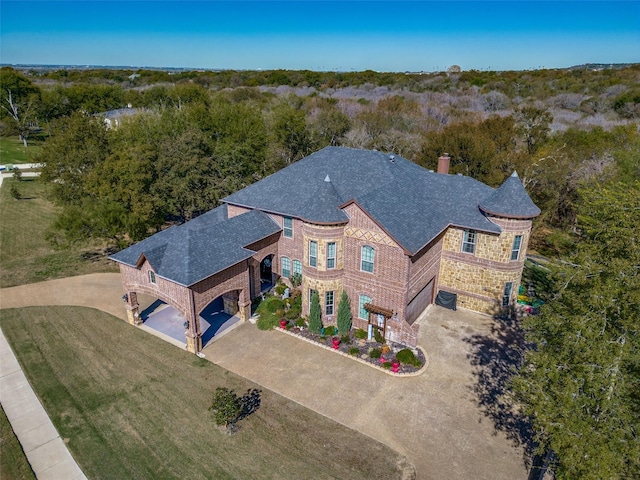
[0,306,407,480]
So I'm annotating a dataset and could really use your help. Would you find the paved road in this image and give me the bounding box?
[0,274,529,480]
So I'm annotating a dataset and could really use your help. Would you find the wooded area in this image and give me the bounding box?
[1,64,639,478]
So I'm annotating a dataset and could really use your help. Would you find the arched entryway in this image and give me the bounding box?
[198,290,242,347]
[260,255,274,291]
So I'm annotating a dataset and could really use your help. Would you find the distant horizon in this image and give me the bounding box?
[1,1,638,72]
[3,61,638,75]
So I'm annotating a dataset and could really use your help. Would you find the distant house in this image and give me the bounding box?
[99,105,141,129]
[110,147,539,353]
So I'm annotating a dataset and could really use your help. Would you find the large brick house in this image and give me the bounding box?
[111,147,539,353]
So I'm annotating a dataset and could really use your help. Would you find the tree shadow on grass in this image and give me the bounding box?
[465,306,536,469]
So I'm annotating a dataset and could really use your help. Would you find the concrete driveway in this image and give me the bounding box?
[1,274,529,479]
[202,306,529,480]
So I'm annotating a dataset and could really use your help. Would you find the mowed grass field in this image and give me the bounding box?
[0,136,43,165]
[0,306,406,480]
[0,405,36,480]
[0,178,117,287]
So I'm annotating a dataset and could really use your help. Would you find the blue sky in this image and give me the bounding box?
[1,1,638,71]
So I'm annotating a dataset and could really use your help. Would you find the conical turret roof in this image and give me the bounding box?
[479,172,540,218]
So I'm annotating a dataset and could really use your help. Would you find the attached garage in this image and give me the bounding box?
[405,277,435,325]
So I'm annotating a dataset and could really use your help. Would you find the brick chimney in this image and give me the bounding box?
[437,153,450,174]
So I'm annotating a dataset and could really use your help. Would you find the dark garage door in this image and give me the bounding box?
[405,277,434,325]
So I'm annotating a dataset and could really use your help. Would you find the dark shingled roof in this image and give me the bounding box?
[109,205,280,286]
[224,147,539,255]
[479,171,541,219]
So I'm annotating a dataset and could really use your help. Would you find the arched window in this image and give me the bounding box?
[358,294,372,319]
[361,245,375,273]
[292,259,302,275]
[281,257,291,278]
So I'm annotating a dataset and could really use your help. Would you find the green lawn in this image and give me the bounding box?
[0,405,36,480]
[0,306,406,480]
[0,178,117,288]
[0,136,43,165]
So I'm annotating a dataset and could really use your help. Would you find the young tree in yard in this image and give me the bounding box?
[513,181,640,479]
[209,387,241,431]
[308,291,322,335]
[336,291,352,335]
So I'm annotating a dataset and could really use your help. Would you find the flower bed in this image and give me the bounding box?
[280,324,428,375]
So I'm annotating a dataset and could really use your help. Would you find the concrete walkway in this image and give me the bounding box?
[0,274,529,480]
[0,328,86,480]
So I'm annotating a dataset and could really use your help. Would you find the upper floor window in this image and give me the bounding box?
[281,257,291,278]
[292,259,302,276]
[502,282,513,307]
[283,216,293,238]
[149,271,156,284]
[325,291,334,316]
[327,242,336,269]
[361,245,375,273]
[511,235,523,261]
[358,294,372,319]
[462,230,477,254]
[309,240,317,267]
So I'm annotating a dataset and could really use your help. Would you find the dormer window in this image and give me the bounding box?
[462,230,477,254]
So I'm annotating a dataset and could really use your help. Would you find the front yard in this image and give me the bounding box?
[0,306,408,480]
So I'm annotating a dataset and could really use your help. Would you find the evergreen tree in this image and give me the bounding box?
[308,291,322,335]
[513,181,640,479]
[336,290,352,335]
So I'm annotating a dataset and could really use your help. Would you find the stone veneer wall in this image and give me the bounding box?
[438,217,532,313]
[300,222,346,324]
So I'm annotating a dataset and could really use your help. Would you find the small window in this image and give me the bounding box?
[361,245,374,273]
[462,230,477,254]
[149,271,156,284]
[327,242,336,269]
[281,257,291,278]
[358,294,372,319]
[325,291,334,316]
[309,240,317,267]
[502,282,513,307]
[293,259,302,275]
[283,216,293,238]
[511,235,523,261]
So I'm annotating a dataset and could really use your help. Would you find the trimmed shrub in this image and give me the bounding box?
[274,282,286,295]
[308,291,322,334]
[348,347,360,356]
[324,325,335,336]
[340,334,351,345]
[256,296,285,330]
[336,291,352,334]
[382,362,392,370]
[355,328,367,340]
[295,317,306,328]
[396,348,422,367]
[369,348,382,359]
[373,327,385,344]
